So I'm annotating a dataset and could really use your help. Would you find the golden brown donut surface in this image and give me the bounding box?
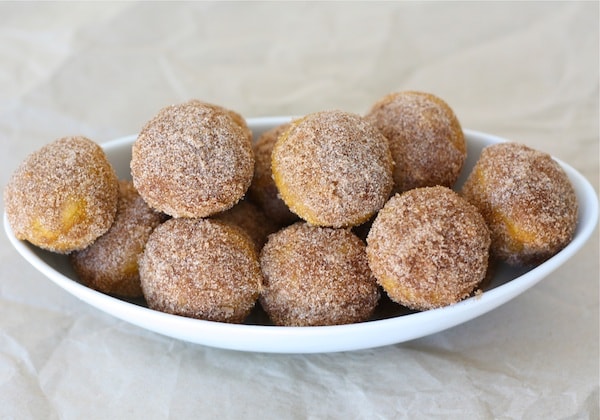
[461,142,578,266]
[130,100,254,218]
[211,199,279,250]
[247,123,298,226]
[366,91,466,192]
[259,222,380,326]
[189,99,253,143]
[4,136,118,253]
[366,186,490,311]
[70,180,165,298]
[139,218,262,323]
[271,110,394,228]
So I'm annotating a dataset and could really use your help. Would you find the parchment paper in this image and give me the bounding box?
[1,2,598,419]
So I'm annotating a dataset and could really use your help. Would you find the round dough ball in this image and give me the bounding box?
[271,110,394,228]
[366,91,466,192]
[259,222,380,326]
[366,186,490,311]
[461,142,578,265]
[211,199,279,250]
[247,122,298,226]
[131,100,254,218]
[4,136,118,253]
[139,218,262,323]
[71,180,165,298]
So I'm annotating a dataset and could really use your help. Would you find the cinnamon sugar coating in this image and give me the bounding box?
[211,199,279,250]
[130,100,254,218]
[71,180,165,298]
[259,222,380,326]
[271,110,394,228]
[366,91,466,193]
[4,136,118,253]
[461,142,578,265]
[247,123,298,226]
[191,100,253,143]
[139,218,262,323]
[366,186,490,311]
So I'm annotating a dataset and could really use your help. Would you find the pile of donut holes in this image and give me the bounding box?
[4,92,578,326]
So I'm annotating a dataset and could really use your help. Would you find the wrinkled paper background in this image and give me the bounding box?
[1,2,598,419]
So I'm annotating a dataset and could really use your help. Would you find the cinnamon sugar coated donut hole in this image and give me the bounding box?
[4,136,118,253]
[71,180,165,298]
[259,222,380,326]
[461,142,578,266]
[130,100,254,218]
[366,91,466,193]
[271,110,394,228]
[211,199,279,250]
[366,186,490,311]
[139,218,262,323]
[247,123,299,226]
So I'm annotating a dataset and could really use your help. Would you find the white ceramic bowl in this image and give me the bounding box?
[4,117,598,353]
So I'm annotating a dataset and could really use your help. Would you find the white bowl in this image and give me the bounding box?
[4,117,598,353]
